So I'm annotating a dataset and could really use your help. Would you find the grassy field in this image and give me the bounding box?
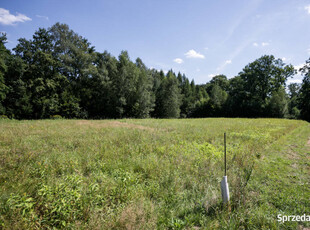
[0,118,309,229]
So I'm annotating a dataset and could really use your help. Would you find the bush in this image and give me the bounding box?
[50,114,63,120]
[0,115,8,119]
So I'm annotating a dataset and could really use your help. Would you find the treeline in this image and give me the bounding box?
[0,23,309,121]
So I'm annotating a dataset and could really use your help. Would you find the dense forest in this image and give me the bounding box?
[0,23,309,121]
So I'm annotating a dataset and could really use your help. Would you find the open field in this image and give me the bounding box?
[0,118,309,229]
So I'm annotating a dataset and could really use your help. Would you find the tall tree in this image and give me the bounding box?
[14,28,68,118]
[238,55,295,117]
[113,51,135,118]
[179,76,194,117]
[1,22,306,120]
[133,58,154,118]
[152,70,165,118]
[287,83,301,119]
[299,58,310,121]
[0,33,9,115]
[49,23,97,118]
[203,75,228,117]
[3,54,33,119]
[268,87,288,118]
[156,71,181,118]
[209,84,227,116]
[206,74,229,94]
[226,76,247,117]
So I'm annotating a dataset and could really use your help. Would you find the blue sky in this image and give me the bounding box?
[1,0,310,84]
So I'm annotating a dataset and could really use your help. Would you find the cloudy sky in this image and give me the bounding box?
[1,0,310,84]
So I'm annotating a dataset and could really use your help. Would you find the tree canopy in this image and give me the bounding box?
[0,23,309,121]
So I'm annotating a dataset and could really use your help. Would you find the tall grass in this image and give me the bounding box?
[0,118,309,229]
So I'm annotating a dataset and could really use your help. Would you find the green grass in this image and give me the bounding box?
[0,118,309,229]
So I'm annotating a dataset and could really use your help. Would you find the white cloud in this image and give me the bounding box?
[36,15,49,20]
[305,5,310,14]
[185,49,205,59]
[286,63,305,84]
[287,78,302,84]
[0,8,31,25]
[173,58,183,64]
[253,42,270,47]
[294,63,304,72]
[208,74,218,78]
[225,60,232,64]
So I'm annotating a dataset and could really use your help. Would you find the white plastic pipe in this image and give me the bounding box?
[221,175,230,204]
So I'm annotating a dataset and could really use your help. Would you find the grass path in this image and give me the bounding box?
[244,124,310,229]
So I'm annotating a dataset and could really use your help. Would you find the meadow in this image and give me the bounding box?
[0,118,309,229]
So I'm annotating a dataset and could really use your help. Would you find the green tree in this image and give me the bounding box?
[202,75,228,117]
[210,84,227,115]
[189,88,209,117]
[287,83,301,119]
[226,76,247,117]
[14,28,68,118]
[49,23,97,118]
[299,58,310,121]
[178,74,195,117]
[82,51,112,118]
[268,87,288,118]
[3,22,305,121]
[113,51,135,118]
[133,58,154,118]
[3,55,33,119]
[206,74,229,94]
[0,33,9,114]
[238,55,295,117]
[156,71,181,118]
[152,70,165,117]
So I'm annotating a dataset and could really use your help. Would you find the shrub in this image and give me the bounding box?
[0,115,8,119]
[50,114,63,120]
